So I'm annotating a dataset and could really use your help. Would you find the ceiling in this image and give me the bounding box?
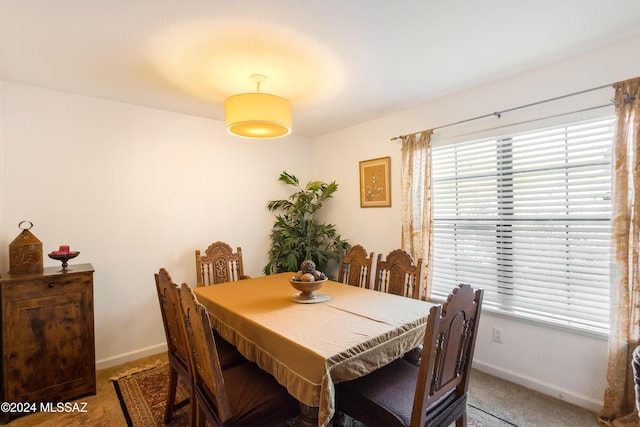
[2,1,640,138]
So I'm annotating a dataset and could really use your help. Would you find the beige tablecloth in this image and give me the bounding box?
[193,273,432,427]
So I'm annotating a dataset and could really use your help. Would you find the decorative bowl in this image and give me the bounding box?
[289,277,328,300]
[48,251,79,270]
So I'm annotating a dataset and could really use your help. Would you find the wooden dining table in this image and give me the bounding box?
[193,272,433,427]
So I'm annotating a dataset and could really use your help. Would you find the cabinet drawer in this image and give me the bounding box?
[2,273,92,301]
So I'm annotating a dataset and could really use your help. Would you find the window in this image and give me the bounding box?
[431,117,614,334]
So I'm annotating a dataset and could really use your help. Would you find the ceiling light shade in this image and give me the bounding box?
[225,75,292,139]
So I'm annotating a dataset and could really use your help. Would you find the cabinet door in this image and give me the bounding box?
[3,283,95,402]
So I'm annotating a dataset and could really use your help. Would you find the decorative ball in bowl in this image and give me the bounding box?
[289,260,328,301]
[289,277,328,300]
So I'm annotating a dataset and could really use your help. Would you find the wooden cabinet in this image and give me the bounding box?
[0,263,95,423]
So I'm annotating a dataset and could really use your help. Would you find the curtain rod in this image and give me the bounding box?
[390,83,612,141]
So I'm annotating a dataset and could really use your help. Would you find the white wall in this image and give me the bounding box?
[2,32,639,413]
[0,81,4,251]
[0,82,311,367]
[311,33,640,411]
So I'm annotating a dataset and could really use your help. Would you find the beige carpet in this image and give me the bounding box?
[7,352,600,427]
[112,361,513,427]
[467,370,601,427]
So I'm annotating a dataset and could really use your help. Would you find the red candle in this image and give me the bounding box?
[59,245,70,253]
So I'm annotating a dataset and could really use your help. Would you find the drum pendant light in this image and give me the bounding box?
[225,74,292,139]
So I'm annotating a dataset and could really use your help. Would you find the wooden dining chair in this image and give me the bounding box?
[154,268,195,424]
[155,269,246,424]
[336,284,484,427]
[195,241,250,287]
[374,249,424,300]
[337,244,374,288]
[179,282,300,427]
[633,345,640,417]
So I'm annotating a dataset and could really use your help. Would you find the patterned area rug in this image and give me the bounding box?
[112,362,515,427]
[112,361,190,426]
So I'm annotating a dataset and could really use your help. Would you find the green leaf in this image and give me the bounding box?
[322,182,339,199]
[264,171,350,274]
[305,180,325,192]
[278,171,299,187]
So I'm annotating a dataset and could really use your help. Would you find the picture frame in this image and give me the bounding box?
[359,156,391,207]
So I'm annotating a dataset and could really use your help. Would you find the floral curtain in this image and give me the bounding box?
[599,77,640,427]
[400,130,433,300]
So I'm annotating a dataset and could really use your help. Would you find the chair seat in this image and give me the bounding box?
[337,358,417,427]
[337,358,465,427]
[200,361,299,427]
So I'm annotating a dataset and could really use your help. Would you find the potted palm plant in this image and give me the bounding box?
[264,171,350,275]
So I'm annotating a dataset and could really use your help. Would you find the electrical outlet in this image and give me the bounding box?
[492,327,503,343]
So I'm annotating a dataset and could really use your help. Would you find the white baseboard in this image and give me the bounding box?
[96,343,167,370]
[472,359,603,413]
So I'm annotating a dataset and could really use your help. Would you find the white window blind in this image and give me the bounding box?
[431,117,614,334]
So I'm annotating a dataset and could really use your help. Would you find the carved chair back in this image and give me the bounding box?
[337,244,374,288]
[374,249,423,300]
[196,241,247,287]
[179,282,233,424]
[411,284,483,426]
[154,269,193,423]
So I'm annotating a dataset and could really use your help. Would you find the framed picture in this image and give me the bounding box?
[359,156,391,207]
